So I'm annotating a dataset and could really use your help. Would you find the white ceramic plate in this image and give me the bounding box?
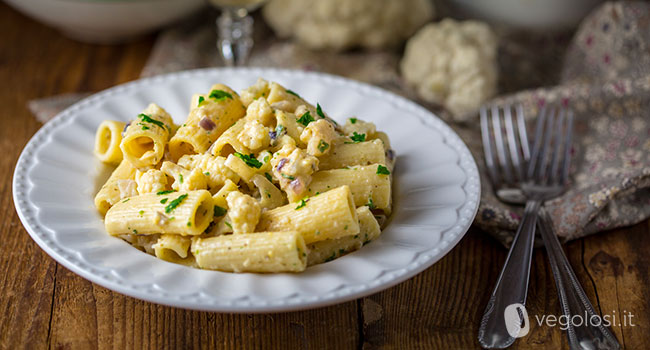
[13,68,480,312]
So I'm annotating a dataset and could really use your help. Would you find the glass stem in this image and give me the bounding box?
[217,8,253,66]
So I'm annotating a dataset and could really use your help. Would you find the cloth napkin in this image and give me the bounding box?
[29,2,650,247]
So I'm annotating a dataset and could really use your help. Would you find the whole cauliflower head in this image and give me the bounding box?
[263,0,434,51]
[400,19,498,120]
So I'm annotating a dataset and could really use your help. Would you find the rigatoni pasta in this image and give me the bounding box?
[92,78,395,273]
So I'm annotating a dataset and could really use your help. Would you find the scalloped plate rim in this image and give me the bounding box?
[12,67,480,312]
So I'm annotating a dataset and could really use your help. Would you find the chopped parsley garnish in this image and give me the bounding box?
[138,210,144,216]
[197,96,205,106]
[318,140,329,153]
[349,118,357,124]
[234,152,263,168]
[264,172,273,182]
[187,221,191,227]
[366,196,376,210]
[122,198,130,203]
[376,165,391,175]
[160,198,168,204]
[209,89,233,101]
[281,173,295,180]
[225,221,232,229]
[204,172,210,176]
[297,111,315,126]
[264,154,270,163]
[132,229,138,234]
[316,103,326,119]
[275,124,286,136]
[325,252,336,262]
[156,190,175,195]
[350,132,366,143]
[164,193,188,213]
[295,197,309,210]
[179,173,184,184]
[141,125,150,131]
[138,113,166,130]
[286,89,300,98]
[213,205,227,217]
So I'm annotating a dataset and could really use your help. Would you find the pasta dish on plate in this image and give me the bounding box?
[93,78,394,273]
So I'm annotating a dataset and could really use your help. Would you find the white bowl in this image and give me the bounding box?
[5,0,206,43]
[444,0,605,31]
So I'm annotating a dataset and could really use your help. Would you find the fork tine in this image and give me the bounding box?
[561,110,575,185]
[504,104,524,182]
[527,105,547,179]
[537,107,557,183]
[480,106,500,186]
[516,104,530,163]
[549,108,566,184]
[491,105,514,184]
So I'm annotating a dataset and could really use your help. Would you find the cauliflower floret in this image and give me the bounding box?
[177,154,240,190]
[117,179,138,199]
[270,143,319,201]
[400,18,498,120]
[237,119,271,152]
[160,161,207,192]
[342,118,376,139]
[245,97,274,126]
[240,78,270,107]
[263,0,434,51]
[135,169,168,194]
[226,191,261,234]
[300,119,338,156]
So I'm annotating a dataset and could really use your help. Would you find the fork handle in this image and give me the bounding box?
[538,209,621,350]
[478,200,541,349]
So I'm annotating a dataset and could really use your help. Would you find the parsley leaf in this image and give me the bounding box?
[275,124,286,136]
[213,205,227,217]
[286,89,300,98]
[209,89,233,101]
[197,96,205,106]
[160,198,168,204]
[376,165,391,175]
[156,190,175,195]
[316,103,326,119]
[281,173,295,180]
[349,117,357,124]
[138,113,166,130]
[234,152,263,168]
[318,140,329,153]
[264,172,273,182]
[366,196,376,210]
[350,132,366,143]
[295,197,309,210]
[165,194,188,213]
[297,111,315,126]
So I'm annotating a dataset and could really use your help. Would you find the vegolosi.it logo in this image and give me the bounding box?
[504,303,530,338]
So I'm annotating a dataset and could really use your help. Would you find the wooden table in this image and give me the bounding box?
[1,5,648,349]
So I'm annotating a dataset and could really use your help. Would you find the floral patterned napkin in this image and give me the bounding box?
[28,2,650,246]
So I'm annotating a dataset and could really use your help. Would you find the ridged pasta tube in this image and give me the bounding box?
[169,84,245,161]
[318,139,386,170]
[120,103,173,169]
[153,234,195,266]
[94,160,137,215]
[191,231,307,272]
[307,206,381,266]
[104,190,214,236]
[94,120,125,165]
[257,185,359,244]
[308,164,392,213]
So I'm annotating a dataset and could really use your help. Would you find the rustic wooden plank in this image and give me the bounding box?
[0,5,68,350]
[360,227,506,349]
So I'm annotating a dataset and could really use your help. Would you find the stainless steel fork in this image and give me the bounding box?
[478,104,620,349]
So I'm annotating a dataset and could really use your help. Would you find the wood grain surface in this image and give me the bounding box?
[0,4,648,349]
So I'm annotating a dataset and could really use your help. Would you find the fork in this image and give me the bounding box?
[478,104,620,349]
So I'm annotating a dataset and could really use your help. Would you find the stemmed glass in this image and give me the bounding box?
[207,0,267,66]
